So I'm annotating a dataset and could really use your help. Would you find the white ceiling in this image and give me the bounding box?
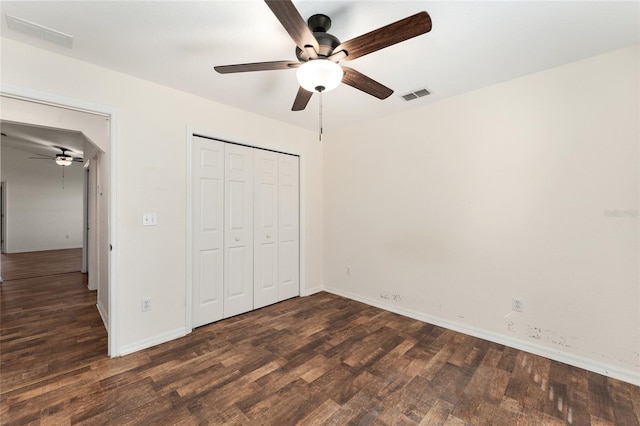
[1,121,87,158]
[0,1,638,133]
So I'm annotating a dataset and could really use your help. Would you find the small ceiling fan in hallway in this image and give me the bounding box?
[29,147,83,167]
[28,146,84,189]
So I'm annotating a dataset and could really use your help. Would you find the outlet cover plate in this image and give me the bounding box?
[142,297,151,312]
[512,297,524,312]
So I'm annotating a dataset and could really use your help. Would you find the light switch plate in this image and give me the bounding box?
[142,212,157,226]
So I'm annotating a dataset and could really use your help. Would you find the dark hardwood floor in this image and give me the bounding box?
[1,250,639,425]
[1,248,82,281]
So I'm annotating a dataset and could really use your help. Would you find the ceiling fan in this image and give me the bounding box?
[29,147,83,167]
[214,0,432,112]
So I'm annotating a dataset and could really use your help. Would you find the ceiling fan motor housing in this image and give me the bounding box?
[308,14,331,32]
[296,14,341,61]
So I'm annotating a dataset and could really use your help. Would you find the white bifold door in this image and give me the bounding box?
[192,136,299,328]
[253,151,300,309]
[276,153,300,301]
[224,143,254,318]
[192,137,225,327]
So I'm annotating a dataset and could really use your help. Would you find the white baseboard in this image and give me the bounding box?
[301,286,323,297]
[118,327,188,357]
[323,286,640,387]
[96,301,109,333]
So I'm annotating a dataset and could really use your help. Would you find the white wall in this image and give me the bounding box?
[325,45,639,385]
[0,37,324,354]
[1,144,84,252]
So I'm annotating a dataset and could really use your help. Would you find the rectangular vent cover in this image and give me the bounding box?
[402,88,431,101]
[6,14,73,48]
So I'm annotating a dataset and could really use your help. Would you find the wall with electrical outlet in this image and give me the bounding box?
[0,144,84,252]
[1,37,324,355]
[2,32,636,385]
[324,45,639,384]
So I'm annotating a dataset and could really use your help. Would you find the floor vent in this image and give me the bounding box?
[402,88,431,101]
[5,14,73,48]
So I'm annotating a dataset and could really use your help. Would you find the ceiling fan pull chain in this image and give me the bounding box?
[319,89,323,142]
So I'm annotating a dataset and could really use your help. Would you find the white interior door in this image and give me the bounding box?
[0,182,4,254]
[254,150,279,309]
[278,154,299,301]
[224,144,254,318]
[192,136,224,327]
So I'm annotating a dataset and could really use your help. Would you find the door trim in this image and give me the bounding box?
[1,181,6,255]
[185,129,304,332]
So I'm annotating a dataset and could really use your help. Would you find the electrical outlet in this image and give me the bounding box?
[512,297,524,312]
[142,297,151,312]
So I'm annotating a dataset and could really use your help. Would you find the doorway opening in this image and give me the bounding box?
[0,89,116,356]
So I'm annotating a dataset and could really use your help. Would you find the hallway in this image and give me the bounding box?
[0,249,108,423]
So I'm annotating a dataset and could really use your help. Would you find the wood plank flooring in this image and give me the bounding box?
[1,250,639,425]
[1,248,82,281]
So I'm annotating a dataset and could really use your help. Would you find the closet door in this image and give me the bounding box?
[254,150,279,309]
[278,154,300,301]
[192,136,224,327]
[224,144,254,318]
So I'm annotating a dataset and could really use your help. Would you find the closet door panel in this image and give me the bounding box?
[254,151,279,309]
[192,136,224,327]
[193,140,299,326]
[278,154,299,301]
[224,144,254,318]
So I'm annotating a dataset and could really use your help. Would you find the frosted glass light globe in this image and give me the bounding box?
[296,59,343,93]
[55,156,73,166]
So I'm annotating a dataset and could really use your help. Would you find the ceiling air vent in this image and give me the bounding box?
[402,88,431,101]
[5,14,73,48]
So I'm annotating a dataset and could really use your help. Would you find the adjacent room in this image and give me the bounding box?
[0,1,638,424]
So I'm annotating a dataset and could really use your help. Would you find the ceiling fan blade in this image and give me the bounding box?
[341,67,393,99]
[265,0,319,54]
[292,86,313,111]
[28,157,53,160]
[331,12,432,62]
[214,60,300,74]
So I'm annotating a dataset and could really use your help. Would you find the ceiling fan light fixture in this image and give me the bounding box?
[296,59,343,93]
[55,156,73,166]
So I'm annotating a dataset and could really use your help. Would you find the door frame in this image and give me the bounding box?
[0,181,6,255]
[1,83,119,357]
[185,129,305,332]
[82,164,89,274]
